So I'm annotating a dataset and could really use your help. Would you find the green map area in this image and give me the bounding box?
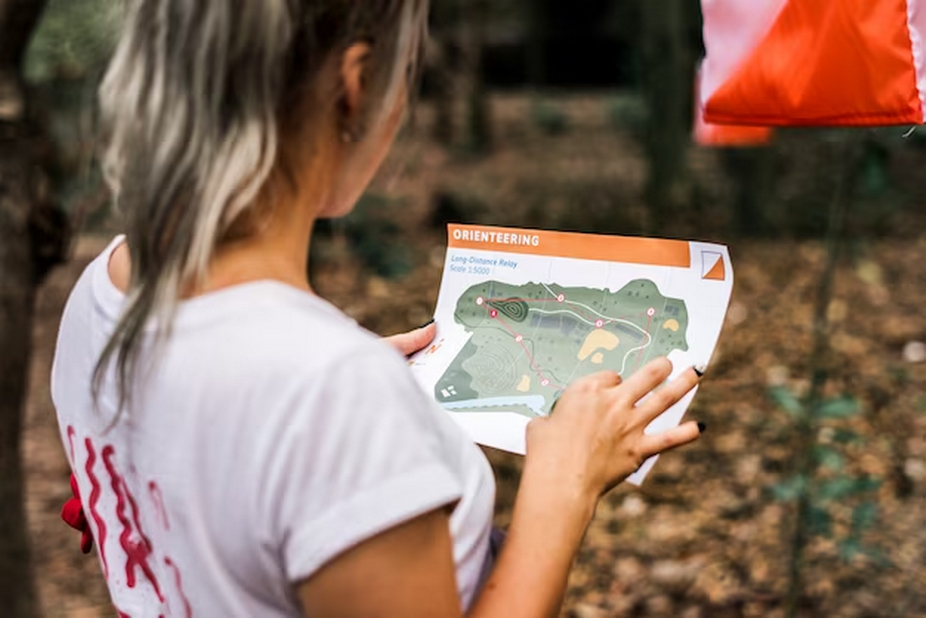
[435,280,689,417]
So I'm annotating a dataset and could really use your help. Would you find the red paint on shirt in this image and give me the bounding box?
[85,439,109,578]
[102,446,164,602]
[67,426,77,465]
[165,557,193,617]
[148,482,170,531]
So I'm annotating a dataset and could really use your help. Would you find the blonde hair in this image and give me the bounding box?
[94,0,429,413]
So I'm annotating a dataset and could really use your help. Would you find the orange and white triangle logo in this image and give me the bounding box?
[702,251,726,281]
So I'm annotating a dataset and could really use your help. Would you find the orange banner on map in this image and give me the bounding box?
[447,225,691,268]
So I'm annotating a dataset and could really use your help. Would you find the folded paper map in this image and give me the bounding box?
[410,225,734,484]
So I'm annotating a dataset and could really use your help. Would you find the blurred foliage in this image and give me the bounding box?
[24,0,119,83]
[718,129,915,239]
[606,94,648,140]
[19,0,121,226]
[530,100,569,135]
[18,0,926,242]
[769,387,888,567]
[314,194,413,280]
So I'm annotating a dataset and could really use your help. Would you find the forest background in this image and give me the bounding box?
[1,0,924,616]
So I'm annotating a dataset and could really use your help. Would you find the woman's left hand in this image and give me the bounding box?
[385,321,437,357]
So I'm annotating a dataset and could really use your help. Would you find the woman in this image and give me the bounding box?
[52,1,706,616]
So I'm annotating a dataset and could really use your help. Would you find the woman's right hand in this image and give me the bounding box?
[468,358,704,618]
[523,358,704,507]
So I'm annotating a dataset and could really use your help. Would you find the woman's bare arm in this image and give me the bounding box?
[298,509,462,618]
[469,361,702,618]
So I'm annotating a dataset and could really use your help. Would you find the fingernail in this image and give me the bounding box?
[417,318,435,329]
[693,365,707,378]
[697,422,707,434]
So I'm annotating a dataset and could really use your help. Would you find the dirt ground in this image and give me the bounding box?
[23,95,926,617]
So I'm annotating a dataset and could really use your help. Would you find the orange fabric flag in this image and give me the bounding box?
[694,68,774,146]
[700,0,926,126]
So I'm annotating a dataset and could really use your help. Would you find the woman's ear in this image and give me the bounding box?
[340,42,372,129]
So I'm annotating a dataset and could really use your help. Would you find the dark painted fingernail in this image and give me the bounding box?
[697,422,707,434]
[417,318,435,329]
[693,365,707,378]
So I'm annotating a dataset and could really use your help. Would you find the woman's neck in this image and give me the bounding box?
[109,126,341,299]
[191,138,339,297]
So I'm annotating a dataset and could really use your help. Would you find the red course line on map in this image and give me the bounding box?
[486,296,641,326]
[489,310,566,390]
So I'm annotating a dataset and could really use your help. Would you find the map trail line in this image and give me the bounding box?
[488,291,655,360]
[634,312,654,370]
[542,281,654,325]
[484,289,655,388]
[486,296,651,333]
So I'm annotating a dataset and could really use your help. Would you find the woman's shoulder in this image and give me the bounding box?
[170,281,403,383]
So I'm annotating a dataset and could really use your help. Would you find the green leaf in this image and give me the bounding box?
[816,396,861,419]
[771,475,807,502]
[832,428,861,445]
[819,476,881,501]
[862,546,894,568]
[818,477,858,501]
[852,477,882,494]
[770,387,804,418]
[813,445,845,471]
[839,538,862,562]
[851,503,878,533]
[808,505,833,538]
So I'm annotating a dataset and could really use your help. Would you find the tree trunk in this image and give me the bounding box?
[461,0,491,154]
[638,0,697,232]
[525,0,546,88]
[0,122,40,618]
[428,0,458,145]
[0,1,59,615]
[721,147,774,236]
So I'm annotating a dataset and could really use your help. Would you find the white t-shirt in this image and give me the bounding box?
[51,237,496,617]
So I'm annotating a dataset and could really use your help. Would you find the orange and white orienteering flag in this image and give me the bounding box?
[694,107,774,147]
[694,68,774,146]
[700,0,926,127]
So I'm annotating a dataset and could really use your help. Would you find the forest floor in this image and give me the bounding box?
[23,94,926,617]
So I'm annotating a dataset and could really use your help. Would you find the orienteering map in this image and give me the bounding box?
[409,225,733,484]
[435,280,689,418]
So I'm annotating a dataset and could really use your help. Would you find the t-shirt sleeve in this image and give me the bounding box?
[260,341,464,584]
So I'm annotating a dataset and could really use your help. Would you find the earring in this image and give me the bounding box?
[340,119,365,144]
